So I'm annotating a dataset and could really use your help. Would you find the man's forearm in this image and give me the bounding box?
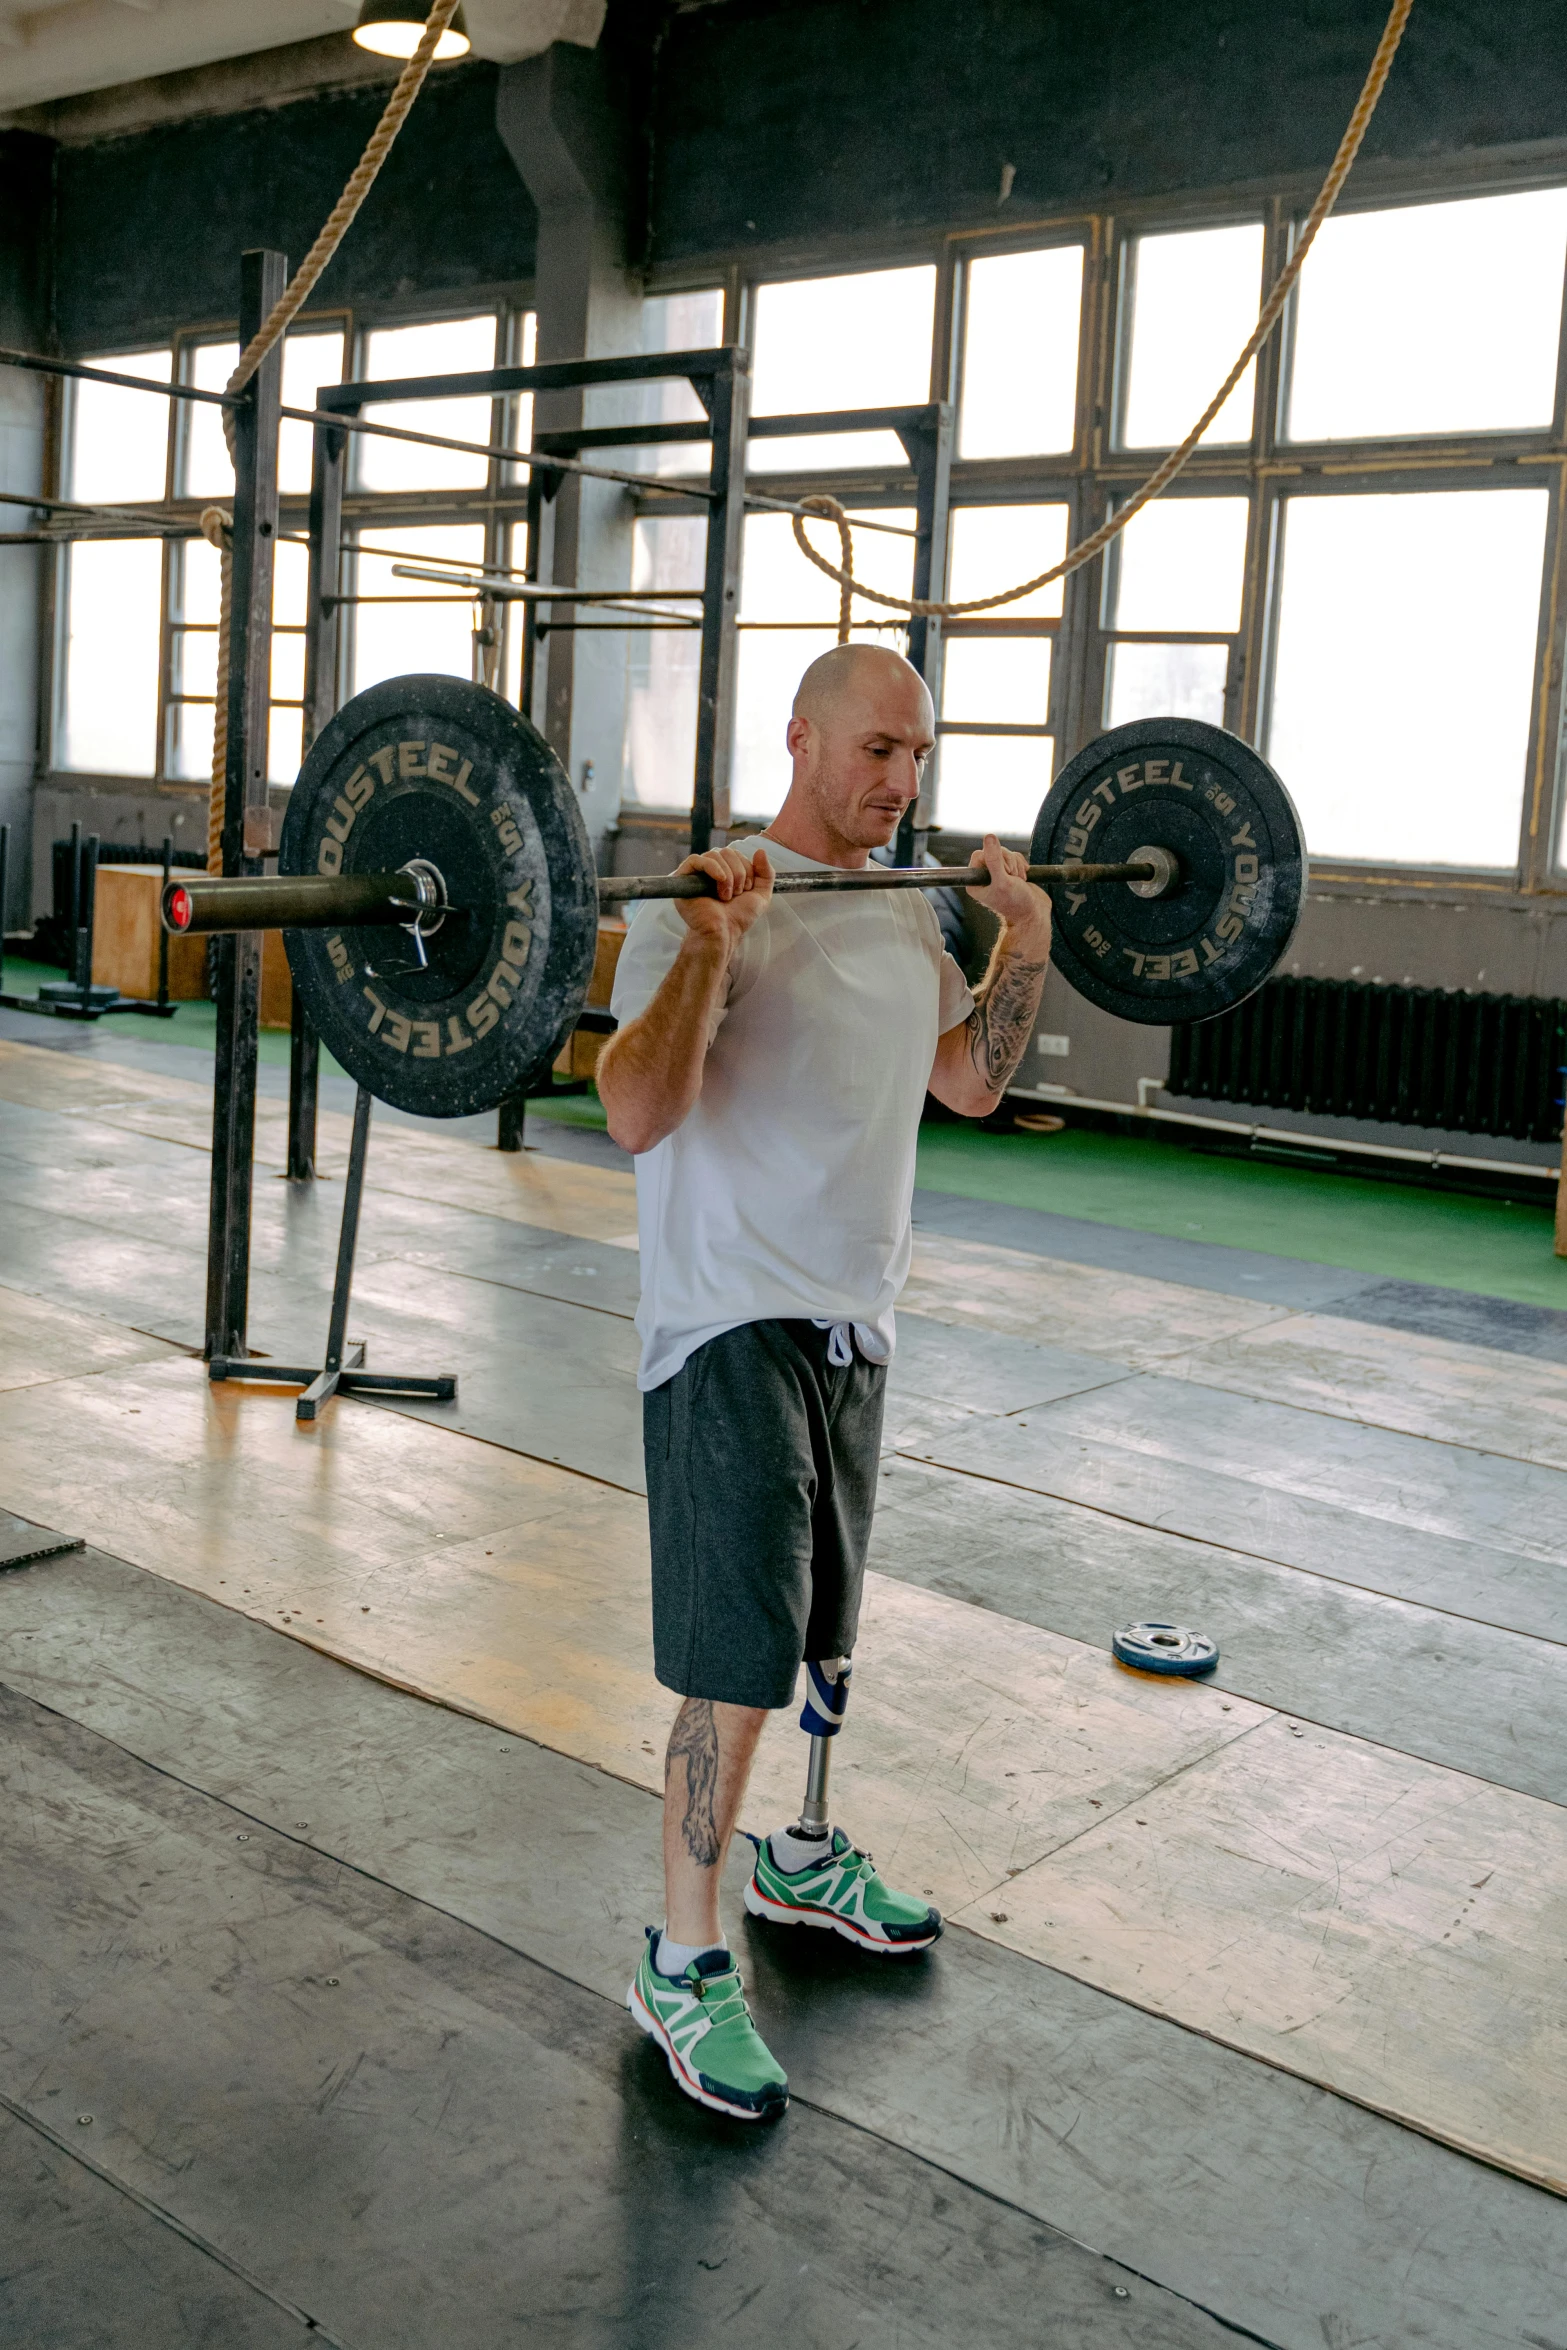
[965,923,1051,1100]
[598,932,732,1153]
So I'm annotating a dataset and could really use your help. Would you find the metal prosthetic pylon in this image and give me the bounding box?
[794,1656,852,1839]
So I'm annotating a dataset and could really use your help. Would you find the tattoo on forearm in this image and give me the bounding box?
[666,1698,722,1867]
[967,952,1050,1096]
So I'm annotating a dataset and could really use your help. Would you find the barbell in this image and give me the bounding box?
[163,676,1307,1120]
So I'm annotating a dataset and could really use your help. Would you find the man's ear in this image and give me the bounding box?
[785,713,811,759]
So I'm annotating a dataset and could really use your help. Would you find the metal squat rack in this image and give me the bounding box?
[2,252,447,1417]
[3,246,962,1415]
[288,345,955,1165]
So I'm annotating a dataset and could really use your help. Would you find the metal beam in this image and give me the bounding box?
[692,351,750,852]
[204,249,283,1361]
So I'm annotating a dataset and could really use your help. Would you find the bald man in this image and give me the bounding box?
[600,644,1052,2120]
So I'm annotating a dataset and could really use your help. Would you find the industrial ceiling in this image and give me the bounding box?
[0,0,604,116]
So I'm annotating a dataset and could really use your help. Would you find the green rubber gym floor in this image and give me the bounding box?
[0,959,318,1070]
[8,956,1564,1310]
[915,1116,1567,1310]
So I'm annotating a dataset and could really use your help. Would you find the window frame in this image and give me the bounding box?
[44,151,1567,895]
[46,299,540,794]
[335,302,534,718]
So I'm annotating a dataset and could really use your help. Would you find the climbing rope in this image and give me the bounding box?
[793,0,1416,629]
[207,0,462,873]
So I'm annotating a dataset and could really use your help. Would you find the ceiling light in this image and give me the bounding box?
[352,0,471,60]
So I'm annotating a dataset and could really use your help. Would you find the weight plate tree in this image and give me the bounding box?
[167,682,1310,1118]
[276,676,599,1118]
[1032,716,1306,1026]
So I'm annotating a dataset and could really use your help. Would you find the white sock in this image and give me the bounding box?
[654,1929,728,1979]
[769,1823,833,1875]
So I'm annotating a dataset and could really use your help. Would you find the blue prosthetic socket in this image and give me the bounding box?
[798,1656,852,1738]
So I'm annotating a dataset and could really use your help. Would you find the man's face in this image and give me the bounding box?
[786,665,935,849]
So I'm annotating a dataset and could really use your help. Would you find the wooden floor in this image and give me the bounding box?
[2,1030,1566,2345]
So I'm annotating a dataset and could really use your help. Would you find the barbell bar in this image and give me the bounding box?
[160,676,1305,1121]
[164,865,440,935]
[163,851,1176,935]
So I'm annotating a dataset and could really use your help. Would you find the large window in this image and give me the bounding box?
[58,540,164,777]
[48,172,1567,888]
[166,332,349,783]
[54,309,534,790]
[622,514,708,810]
[720,264,932,814]
[57,349,171,776]
[56,328,352,784]
[1286,189,1567,443]
[342,313,530,715]
[357,316,497,491]
[350,524,488,696]
[629,289,725,476]
[1119,224,1264,449]
[938,505,1066,836]
[1102,497,1247,730]
[1267,489,1549,867]
[749,265,936,471]
[612,189,1566,862]
[958,246,1082,459]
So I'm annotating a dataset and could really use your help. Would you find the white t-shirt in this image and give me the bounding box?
[610,836,975,1391]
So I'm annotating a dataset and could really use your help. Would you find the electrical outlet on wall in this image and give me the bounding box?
[1036,1033,1071,1058]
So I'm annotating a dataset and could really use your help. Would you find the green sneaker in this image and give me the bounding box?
[627,1932,789,2121]
[744,1828,943,1954]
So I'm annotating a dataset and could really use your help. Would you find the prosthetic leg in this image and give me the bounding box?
[789,1654,850,1851]
[793,1655,851,1844]
[744,1655,942,1950]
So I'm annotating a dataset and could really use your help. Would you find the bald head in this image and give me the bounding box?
[770,641,935,863]
[792,642,931,726]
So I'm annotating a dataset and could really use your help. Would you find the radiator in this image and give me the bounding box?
[1165,977,1567,1145]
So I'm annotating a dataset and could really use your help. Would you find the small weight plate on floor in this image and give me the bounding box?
[1112,1621,1220,1676]
[279,677,598,1118]
[1031,718,1307,1026]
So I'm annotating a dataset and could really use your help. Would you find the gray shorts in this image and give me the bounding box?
[643,1319,888,1709]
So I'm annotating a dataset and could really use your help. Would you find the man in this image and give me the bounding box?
[598,642,1052,2121]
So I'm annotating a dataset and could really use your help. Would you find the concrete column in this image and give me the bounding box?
[0,132,51,931]
[497,45,640,856]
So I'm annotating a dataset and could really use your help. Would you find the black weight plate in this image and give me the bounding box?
[1112,1621,1220,1677]
[279,677,597,1118]
[1031,718,1306,1026]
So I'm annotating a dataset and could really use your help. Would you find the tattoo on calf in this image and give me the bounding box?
[667,1698,722,1867]
[967,954,1050,1095]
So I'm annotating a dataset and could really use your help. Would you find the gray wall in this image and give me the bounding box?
[50,64,539,351]
[643,0,1567,268]
[36,1,1567,345]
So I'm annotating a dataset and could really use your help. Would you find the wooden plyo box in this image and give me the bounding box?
[553,918,625,1080]
[90,865,205,1002]
[90,863,293,1027]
